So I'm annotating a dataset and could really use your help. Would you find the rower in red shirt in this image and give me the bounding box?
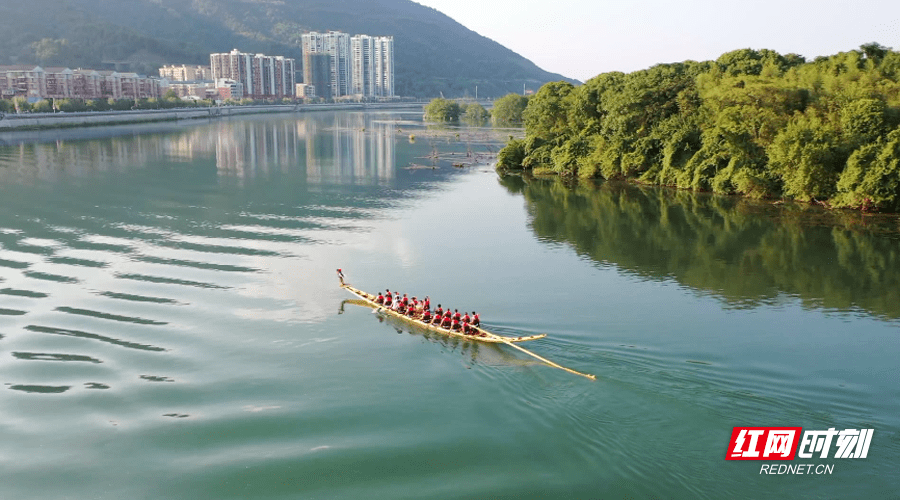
[451,317,461,331]
[462,312,470,324]
[471,312,480,327]
[384,290,392,306]
[441,313,452,329]
[434,304,443,318]
[375,292,385,304]
[452,309,461,322]
[421,309,432,323]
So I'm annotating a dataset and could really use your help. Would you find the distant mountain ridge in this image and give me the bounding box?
[0,0,573,97]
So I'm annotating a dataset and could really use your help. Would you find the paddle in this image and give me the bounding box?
[340,278,595,380]
[473,325,597,381]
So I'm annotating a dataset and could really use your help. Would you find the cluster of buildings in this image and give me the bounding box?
[0,66,161,102]
[299,32,394,99]
[180,32,394,101]
[0,30,395,104]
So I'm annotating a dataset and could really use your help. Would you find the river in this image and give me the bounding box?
[0,111,897,499]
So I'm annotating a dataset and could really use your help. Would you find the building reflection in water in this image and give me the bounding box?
[0,112,398,185]
[213,113,396,184]
[297,113,395,184]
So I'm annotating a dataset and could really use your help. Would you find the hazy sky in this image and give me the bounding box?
[414,0,900,82]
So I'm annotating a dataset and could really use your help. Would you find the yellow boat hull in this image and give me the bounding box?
[341,284,546,344]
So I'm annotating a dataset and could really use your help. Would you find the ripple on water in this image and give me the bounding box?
[23,271,79,284]
[54,306,168,326]
[7,384,71,394]
[0,258,30,269]
[97,291,179,305]
[132,255,258,273]
[154,240,281,257]
[12,352,103,364]
[0,288,48,298]
[114,273,229,290]
[47,256,108,268]
[24,325,167,352]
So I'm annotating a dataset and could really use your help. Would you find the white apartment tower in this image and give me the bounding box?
[350,35,375,97]
[373,36,394,98]
[350,35,394,98]
[302,31,351,98]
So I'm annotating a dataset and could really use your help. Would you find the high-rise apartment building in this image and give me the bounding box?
[303,52,332,100]
[350,35,375,97]
[210,49,295,99]
[303,31,394,99]
[301,32,351,98]
[372,36,394,98]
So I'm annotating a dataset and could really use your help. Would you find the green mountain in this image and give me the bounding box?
[0,0,573,97]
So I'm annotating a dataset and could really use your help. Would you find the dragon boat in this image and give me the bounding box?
[338,271,596,380]
[340,283,546,344]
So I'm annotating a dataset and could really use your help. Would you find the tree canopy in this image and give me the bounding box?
[424,98,461,122]
[491,94,529,127]
[498,45,900,211]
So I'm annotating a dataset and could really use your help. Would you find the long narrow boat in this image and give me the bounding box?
[339,274,596,380]
[340,283,546,344]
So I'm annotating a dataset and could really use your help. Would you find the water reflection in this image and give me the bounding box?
[504,176,900,320]
[0,112,399,185]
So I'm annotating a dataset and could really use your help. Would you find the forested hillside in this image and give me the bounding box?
[498,45,900,211]
[0,0,570,97]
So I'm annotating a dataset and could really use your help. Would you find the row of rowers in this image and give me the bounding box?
[373,290,482,334]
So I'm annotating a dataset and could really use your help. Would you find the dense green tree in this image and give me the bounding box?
[424,98,461,122]
[498,44,900,211]
[462,102,490,123]
[833,129,900,210]
[496,139,526,169]
[32,100,53,113]
[491,94,529,126]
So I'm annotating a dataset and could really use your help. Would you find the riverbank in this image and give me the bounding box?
[0,102,426,131]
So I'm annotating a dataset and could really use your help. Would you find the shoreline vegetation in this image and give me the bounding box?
[495,44,900,212]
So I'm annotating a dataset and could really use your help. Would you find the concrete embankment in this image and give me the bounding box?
[0,102,426,130]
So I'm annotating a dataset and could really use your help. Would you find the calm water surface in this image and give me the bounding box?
[0,111,898,499]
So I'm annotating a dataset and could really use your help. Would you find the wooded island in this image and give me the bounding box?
[496,45,900,211]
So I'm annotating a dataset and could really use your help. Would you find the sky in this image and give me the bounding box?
[413,0,900,82]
